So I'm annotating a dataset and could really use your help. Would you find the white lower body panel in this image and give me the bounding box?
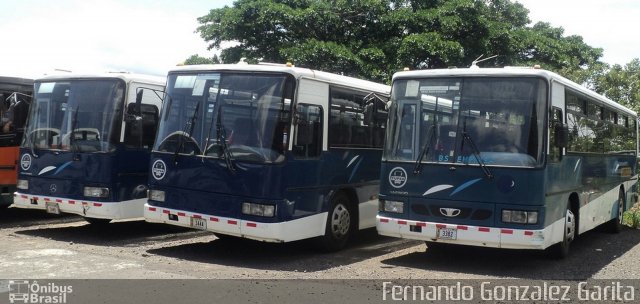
[144,203,328,243]
[12,192,145,220]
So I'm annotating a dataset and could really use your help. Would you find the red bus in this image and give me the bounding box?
[0,76,33,208]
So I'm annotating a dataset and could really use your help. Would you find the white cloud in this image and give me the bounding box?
[0,0,216,78]
[516,0,640,65]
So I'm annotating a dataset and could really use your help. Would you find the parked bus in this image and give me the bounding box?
[12,73,164,224]
[144,64,390,250]
[0,76,33,208]
[376,67,637,258]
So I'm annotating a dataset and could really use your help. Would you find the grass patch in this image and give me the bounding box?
[622,202,640,228]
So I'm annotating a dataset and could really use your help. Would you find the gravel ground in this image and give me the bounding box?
[1,207,639,281]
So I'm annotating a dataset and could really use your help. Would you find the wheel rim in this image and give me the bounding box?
[330,203,351,238]
[565,209,575,242]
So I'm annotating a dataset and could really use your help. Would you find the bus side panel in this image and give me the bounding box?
[283,148,382,228]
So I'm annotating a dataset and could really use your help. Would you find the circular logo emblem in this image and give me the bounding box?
[388,167,408,188]
[151,159,167,180]
[49,184,57,193]
[20,154,32,171]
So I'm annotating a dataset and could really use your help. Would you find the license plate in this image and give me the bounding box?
[437,227,457,240]
[45,202,60,215]
[190,217,207,230]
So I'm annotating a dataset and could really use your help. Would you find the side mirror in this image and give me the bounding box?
[136,89,144,104]
[125,103,142,123]
[554,123,569,148]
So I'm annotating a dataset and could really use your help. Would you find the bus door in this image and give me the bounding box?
[286,78,327,212]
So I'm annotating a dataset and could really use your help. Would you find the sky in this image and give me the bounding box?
[0,0,637,79]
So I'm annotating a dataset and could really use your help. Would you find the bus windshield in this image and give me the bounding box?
[385,77,547,167]
[154,72,293,163]
[23,79,125,152]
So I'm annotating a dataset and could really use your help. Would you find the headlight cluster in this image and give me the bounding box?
[242,202,275,217]
[83,187,110,198]
[148,190,166,202]
[17,179,29,190]
[502,209,538,224]
[379,199,404,213]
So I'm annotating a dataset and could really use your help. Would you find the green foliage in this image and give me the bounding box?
[183,54,221,65]
[593,59,640,113]
[622,202,640,229]
[195,0,604,83]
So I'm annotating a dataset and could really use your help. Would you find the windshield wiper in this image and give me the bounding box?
[173,101,200,164]
[216,105,235,173]
[413,124,436,174]
[460,120,493,179]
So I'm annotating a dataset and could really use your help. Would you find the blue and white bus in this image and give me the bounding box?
[144,64,390,250]
[12,73,164,224]
[377,67,637,257]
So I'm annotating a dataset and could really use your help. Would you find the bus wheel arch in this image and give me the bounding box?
[569,192,580,236]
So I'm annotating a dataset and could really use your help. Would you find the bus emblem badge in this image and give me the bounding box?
[20,154,32,171]
[440,208,461,217]
[389,167,408,188]
[152,160,167,180]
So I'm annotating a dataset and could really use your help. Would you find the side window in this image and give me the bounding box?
[329,87,388,148]
[293,104,322,158]
[124,103,159,149]
[549,107,563,162]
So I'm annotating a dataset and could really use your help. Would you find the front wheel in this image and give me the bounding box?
[547,204,575,259]
[316,193,354,252]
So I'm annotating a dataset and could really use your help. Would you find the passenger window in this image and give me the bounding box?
[124,103,159,149]
[293,104,322,158]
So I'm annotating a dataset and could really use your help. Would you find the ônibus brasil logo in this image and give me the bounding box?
[7,280,73,304]
[20,154,32,171]
[388,167,408,188]
[152,159,167,180]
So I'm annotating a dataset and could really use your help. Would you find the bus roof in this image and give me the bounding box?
[35,72,165,86]
[0,76,34,86]
[393,67,636,117]
[169,64,391,95]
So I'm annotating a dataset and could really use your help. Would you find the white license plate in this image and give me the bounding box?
[190,217,207,230]
[45,202,60,215]
[437,227,457,240]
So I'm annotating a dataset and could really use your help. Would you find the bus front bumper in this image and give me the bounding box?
[12,192,145,220]
[144,203,327,243]
[376,215,563,250]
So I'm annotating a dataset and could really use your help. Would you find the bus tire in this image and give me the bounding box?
[605,188,625,233]
[84,217,111,225]
[316,192,353,252]
[547,204,575,259]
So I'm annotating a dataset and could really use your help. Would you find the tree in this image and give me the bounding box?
[183,54,221,65]
[594,59,640,113]
[195,0,605,83]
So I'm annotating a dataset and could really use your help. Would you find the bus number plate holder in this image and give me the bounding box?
[45,202,60,215]
[437,227,457,240]
[190,217,207,230]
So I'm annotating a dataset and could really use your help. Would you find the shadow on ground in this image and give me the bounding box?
[147,229,422,272]
[380,227,640,280]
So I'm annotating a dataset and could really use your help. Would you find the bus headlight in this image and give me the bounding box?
[17,179,29,190]
[502,210,538,224]
[148,190,165,202]
[242,202,275,217]
[380,200,404,213]
[83,187,110,198]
